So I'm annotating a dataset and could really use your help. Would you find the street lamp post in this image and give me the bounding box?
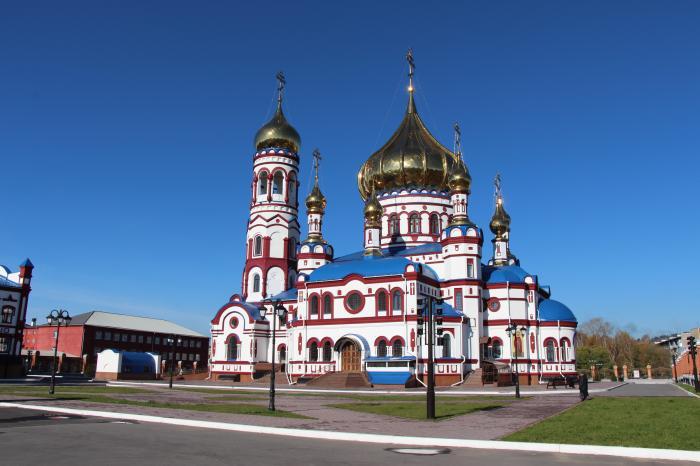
[506,324,527,399]
[417,295,444,420]
[46,309,71,395]
[167,335,181,389]
[259,298,288,412]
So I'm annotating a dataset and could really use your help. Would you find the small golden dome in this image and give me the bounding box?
[357,93,461,200]
[489,198,511,237]
[363,193,383,227]
[447,159,472,193]
[254,103,301,153]
[305,183,326,214]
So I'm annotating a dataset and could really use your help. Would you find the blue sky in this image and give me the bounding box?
[2,1,698,336]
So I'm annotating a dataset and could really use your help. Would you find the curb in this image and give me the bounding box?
[1,401,697,463]
[107,380,623,396]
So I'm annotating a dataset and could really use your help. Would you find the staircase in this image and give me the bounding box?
[252,368,284,385]
[304,372,371,389]
[462,368,485,387]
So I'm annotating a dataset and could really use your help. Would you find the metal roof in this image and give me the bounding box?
[47,311,206,337]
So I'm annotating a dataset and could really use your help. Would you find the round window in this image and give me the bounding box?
[229,317,239,329]
[487,298,501,312]
[346,292,363,313]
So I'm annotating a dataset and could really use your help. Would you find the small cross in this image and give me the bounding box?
[494,173,502,199]
[276,71,286,103]
[454,122,462,156]
[312,148,322,182]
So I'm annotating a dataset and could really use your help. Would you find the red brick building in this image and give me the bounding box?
[23,311,208,376]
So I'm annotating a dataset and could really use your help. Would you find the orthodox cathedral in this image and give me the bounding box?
[210,54,577,386]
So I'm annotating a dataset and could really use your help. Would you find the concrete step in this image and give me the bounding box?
[304,371,371,389]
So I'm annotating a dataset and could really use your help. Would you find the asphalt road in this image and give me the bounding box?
[0,406,694,466]
[598,382,694,397]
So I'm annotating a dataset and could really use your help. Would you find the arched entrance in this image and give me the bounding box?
[340,340,361,373]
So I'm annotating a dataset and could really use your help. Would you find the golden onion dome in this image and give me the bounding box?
[447,159,472,193]
[357,92,461,200]
[489,198,511,237]
[363,192,383,227]
[305,183,326,214]
[254,102,301,153]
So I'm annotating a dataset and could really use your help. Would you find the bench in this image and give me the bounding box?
[545,376,577,389]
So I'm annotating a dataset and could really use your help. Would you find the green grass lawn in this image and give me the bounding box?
[329,401,505,420]
[0,385,307,419]
[504,397,700,450]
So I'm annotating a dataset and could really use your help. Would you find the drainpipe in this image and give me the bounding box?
[450,315,467,386]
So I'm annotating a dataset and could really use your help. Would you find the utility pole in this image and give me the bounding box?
[418,295,443,420]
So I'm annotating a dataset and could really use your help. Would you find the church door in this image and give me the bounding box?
[340,341,361,373]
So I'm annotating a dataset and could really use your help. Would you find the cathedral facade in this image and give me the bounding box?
[210,56,577,386]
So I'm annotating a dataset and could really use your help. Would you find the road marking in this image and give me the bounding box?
[0,401,698,463]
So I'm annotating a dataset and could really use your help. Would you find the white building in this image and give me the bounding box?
[0,258,33,378]
[210,58,577,386]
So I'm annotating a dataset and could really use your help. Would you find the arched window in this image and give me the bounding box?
[376,291,387,313]
[288,237,296,258]
[545,340,557,362]
[392,340,403,357]
[323,294,332,315]
[322,341,332,362]
[388,215,399,236]
[560,339,570,361]
[377,340,387,357]
[227,338,238,360]
[442,334,451,358]
[252,274,261,293]
[272,171,284,195]
[254,236,263,256]
[492,340,502,359]
[258,171,268,195]
[1,306,15,324]
[409,214,421,234]
[309,342,319,362]
[391,290,402,312]
[310,296,319,316]
[288,173,296,202]
[429,214,440,235]
[279,345,286,363]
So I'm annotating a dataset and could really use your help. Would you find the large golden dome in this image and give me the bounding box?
[357,92,461,200]
[254,102,301,153]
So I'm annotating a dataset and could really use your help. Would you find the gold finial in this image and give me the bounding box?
[305,149,326,215]
[406,48,416,113]
[363,189,383,227]
[490,173,511,237]
[276,71,286,108]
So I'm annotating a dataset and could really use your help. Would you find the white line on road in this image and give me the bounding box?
[0,401,697,463]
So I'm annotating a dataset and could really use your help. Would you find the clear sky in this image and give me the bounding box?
[2,1,699,336]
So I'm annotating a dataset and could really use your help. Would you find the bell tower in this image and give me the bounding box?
[243,72,301,302]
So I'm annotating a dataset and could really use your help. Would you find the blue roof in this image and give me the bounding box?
[482,265,531,284]
[308,252,437,283]
[270,288,297,302]
[120,351,158,374]
[0,275,20,289]
[539,299,577,322]
[235,301,264,321]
